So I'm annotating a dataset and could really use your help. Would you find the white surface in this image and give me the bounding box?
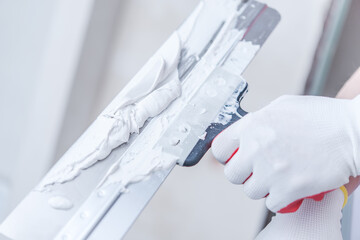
[8,0,96,208]
[0,0,108,220]
[0,0,57,214]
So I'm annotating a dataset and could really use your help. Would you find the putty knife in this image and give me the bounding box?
[0,1,280,239]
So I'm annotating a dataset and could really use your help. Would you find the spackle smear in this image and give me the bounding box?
[214,81,247,125]
[199,132,207,140]
[48,196,73,210]
[39,33,182,190]
[97,147,177,190]
[37,1,260,191]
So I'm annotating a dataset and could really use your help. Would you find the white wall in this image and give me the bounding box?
[0,0,100,220]
[243,0,331,111]
[0,0,57,219]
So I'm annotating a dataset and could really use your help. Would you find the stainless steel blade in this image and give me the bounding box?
[0,1,280,240]
[87,165,175,240]
[55,164,176,240]
[56,2,280,239]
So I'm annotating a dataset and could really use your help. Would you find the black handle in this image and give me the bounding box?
[183,84,248,166]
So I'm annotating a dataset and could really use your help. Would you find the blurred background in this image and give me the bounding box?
[1,0,360,239]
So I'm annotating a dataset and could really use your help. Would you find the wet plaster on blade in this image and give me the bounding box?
[48,196,73,210]
[199,132,207,140]
[38,33,182,190]
[97,148,177,190]
[37,1,210,192]
[214,81,247,125]
[37,0,259,195]
[88,1,261,188]
[199,108,207,114]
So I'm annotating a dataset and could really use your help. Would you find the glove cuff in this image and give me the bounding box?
[256,189,344,240]
[349,95,360,175]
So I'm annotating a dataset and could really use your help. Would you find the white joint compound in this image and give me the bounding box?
[39,33,182,191]
[95,1,259,189]
[214,89,243,125]
[37,0,260,199]
[48,196,73,210]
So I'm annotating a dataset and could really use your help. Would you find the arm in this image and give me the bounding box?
[337,67,360,99]
[337,67,360,195]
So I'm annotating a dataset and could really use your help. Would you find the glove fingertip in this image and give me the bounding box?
[265,195,285,213]
[211,132,239,165]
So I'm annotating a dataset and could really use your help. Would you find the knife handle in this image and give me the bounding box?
[183,83,248,167]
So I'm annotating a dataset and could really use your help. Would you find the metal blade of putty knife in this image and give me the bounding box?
[0,1,280,240]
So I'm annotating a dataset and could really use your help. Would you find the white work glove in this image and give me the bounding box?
[256,188,345,240]
[212,95,360,212]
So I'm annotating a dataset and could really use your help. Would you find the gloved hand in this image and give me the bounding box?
[211,95,360,212]
[256,188,345,240]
